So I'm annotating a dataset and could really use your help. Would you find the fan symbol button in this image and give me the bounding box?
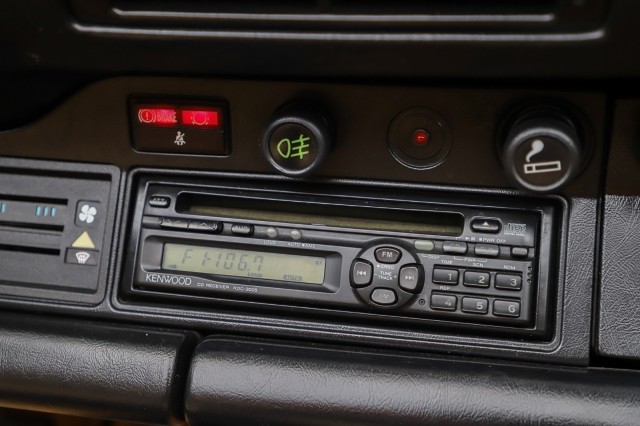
[78,204,97,224]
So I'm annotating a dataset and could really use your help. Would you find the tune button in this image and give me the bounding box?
[370,288,398,306]
[351,260,373,288]
[398,264,423,293]
[374,247,401,264]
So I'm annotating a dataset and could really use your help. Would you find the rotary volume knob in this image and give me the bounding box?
[501,107,585,193]
[262,101,334,177]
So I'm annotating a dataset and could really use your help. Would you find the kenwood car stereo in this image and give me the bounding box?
[123,177,558,339]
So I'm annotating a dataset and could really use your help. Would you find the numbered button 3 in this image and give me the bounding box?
[495,274,522,291]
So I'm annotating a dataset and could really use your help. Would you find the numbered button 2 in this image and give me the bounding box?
[461,297,489,314]
[463,271,490,288]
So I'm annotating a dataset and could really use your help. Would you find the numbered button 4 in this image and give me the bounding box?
[430,293,457,311]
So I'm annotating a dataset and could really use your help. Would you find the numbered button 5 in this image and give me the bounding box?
[461,297,489,314]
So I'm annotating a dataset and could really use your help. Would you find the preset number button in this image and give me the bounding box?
[432,268,459,285]
[495,274,522,291]
[461,297,489,314]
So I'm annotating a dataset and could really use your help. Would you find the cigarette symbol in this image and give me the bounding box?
[523,139,562,175]
[524,161,562,174]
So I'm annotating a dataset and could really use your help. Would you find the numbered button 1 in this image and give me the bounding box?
[432,268,459,285]
[430,293,457,311]
[494,300,521,317]
[495,274,522,291]
[461,297,489,314]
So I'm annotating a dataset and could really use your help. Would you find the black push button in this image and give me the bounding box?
[494,300,521,317]
[75,201,100,227]
[65,248,99,266]
[370,288,397,306]
[142,215,163,228]
[148,196,171,209]
[471,218,501,234]
[495,274,522,291]
[474,244,500,257]
[430,293,457,311]
[188,220,222,233]
[374,247,401,264]
[432,268,459,285]
[351,260,373,288]
[511,247,529,258]
[463,271,490,288]
[462,297,489,314]
[160,217,189,229]
[443,241,467,255]
[231,224,254,236]
[398,264,423,293]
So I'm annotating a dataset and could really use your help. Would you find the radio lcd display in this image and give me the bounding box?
[162,243,326,285]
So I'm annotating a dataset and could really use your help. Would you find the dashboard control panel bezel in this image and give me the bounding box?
[122,176,558,340]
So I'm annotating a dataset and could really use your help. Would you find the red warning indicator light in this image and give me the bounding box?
[412,129,430,146]
[137,107,178,126]
[180,109,221,128]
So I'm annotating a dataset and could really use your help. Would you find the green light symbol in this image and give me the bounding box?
[277,134,311,160]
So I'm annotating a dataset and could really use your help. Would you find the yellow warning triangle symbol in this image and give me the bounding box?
[72,231,96,249]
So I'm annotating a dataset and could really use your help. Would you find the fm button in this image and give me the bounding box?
[374,247,401,264]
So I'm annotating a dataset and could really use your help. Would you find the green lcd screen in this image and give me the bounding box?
[162,243,326,285]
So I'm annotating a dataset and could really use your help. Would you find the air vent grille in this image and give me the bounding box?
[70,0,608,32]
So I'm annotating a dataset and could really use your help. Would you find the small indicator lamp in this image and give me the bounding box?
[412,129,430,146]
[137,107,178,126]
[180,109,221,128]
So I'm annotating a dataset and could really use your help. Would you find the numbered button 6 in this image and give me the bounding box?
[494,300,521,317]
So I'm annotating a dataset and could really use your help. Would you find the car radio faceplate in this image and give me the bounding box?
[122,177,557,339]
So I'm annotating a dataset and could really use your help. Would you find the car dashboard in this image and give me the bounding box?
[1,1,640,425]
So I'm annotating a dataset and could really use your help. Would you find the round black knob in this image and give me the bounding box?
[501,108,584,193]
[262,102,333,177]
